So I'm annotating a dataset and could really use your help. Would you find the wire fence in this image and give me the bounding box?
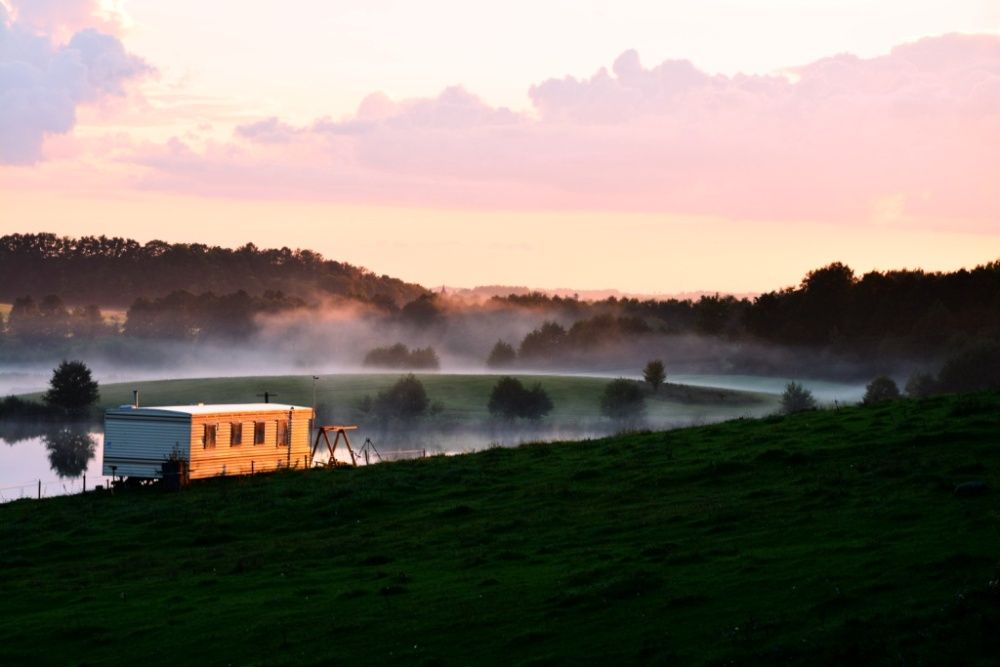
[0,473,109,504]
[1,446,428,504]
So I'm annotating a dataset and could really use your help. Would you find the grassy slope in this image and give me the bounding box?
[2,393,999,666]
[91,373,776,425]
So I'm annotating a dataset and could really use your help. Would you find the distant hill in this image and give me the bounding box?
[0,233,427,307]
[440,284,758,303]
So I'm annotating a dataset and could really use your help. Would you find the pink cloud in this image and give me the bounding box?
[6,0,121,38]
[132,34,1000,231]
[0,6,150,164]
[235,117,300,143]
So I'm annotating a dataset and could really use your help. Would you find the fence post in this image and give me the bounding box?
[83,474,86,493]
[37,480,41,499]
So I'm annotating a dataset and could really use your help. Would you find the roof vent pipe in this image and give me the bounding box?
[132,389,140,409]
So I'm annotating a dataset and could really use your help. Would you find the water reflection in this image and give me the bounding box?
[0,419,103,500]
[43,428,97,478]
[0,418,58,444]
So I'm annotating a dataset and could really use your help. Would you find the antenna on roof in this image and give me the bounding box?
[256,391,277,404]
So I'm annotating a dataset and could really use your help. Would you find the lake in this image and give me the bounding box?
[670,374,867,403]
[0,427,108,503]
[0,373,865,502]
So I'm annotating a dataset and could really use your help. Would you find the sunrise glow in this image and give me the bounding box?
[2,0,998,292]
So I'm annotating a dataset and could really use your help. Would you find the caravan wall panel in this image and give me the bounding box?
[103,415,191,478]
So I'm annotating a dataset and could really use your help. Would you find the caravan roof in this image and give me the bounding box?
[107,403,308,417]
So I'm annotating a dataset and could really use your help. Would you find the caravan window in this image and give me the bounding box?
[277,420,290,447]
[230,422,242,446]
[202,424,217,449]
[254,421,266,445]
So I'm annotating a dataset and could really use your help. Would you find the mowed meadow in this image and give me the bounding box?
[2,392,999,665]
[90,373,777,427]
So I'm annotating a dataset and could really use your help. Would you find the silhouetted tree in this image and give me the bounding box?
[43,360,99,415]
[905,372,937,399]
[643,359,666,392]
[37,295,71,339]
[399,294,444,327]
[486,340,517,368]
[518,321,567,360]
[600,379,646,423]
[863,376,901,405]
[487,377,553,419]
[70,304,109,337]
[408,347,440,370]
[780,382,816,414]
[372,374,430,421]
[363,344,440,370]
[566,315,652,348]
[7,296,39,340]
[936,343,1000,394]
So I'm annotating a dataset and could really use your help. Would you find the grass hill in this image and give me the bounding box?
[2,392,999,665]
[89,373,775,426]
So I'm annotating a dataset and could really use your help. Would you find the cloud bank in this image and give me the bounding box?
[0,1,148,164]
[128,33,1000,232]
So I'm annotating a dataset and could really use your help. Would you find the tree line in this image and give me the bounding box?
[488,261,1000,361]
[0,290,309,345]
[487,314,655,367]
[3,232,998,365]
[0,233,426,307]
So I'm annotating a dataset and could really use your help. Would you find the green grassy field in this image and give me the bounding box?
[91,373,777,426]
[2,392,999,665]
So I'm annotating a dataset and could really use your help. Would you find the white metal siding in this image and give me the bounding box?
[103,414,191,478]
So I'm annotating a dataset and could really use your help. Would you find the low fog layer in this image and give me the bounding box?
[2,300,889,396]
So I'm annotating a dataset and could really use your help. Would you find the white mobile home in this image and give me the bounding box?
[103,403,314,480]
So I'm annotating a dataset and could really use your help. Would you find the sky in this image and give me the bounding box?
[1,0,999,294]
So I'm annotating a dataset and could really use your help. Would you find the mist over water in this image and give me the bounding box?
[3,298,893,396]
[0,299,881,497]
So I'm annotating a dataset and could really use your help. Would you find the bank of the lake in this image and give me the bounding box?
[4,373,780,499]
[2,392,998,665]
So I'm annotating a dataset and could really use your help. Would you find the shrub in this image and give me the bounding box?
[372,374,430,420]
[487,377,553,419]
[600,379,646,422]
[486,340,517,368]
[643,359,666,392]
[905,372,937,399]
[780,382,816,414]
[936,343,1000,394]
[862,376,901,405]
